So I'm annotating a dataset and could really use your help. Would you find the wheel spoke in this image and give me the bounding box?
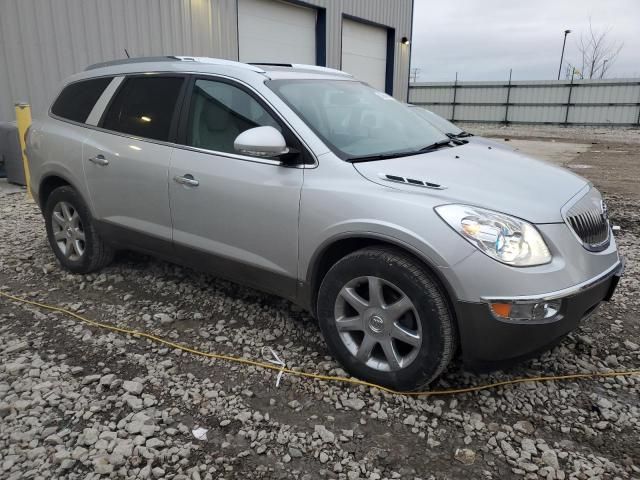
[380,338,402,370]
[61,203,73,221]
[54,230,66,241]
[340,287,369,314]
[385,295,413,323]
[52,211,65,227]
[367,276,385,307]
[73,240,84,257]
[391,323,421,347]
[75,229,86,242]
[335,315,363,332]
[62,240,72,258]
[355,335,376,362]
[69,210,81,228]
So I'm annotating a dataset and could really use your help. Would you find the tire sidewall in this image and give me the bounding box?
[317,249,453,391]
[44,187,97,274]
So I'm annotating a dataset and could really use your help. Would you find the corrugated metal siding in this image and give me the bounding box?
[0,0,413,122]
[409,79,640,125]
[296,0,413,101]
[0,0,239,122]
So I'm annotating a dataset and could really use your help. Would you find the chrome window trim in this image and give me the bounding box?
[48,70,319,169]
[480,259,623,304]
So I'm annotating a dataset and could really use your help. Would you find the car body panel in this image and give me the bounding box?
[352,142,588,223]
[28,119,93,209]
[82,129,173,243]
[169,147,303,286]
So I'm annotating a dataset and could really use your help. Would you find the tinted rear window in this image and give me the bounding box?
[51,77,113,123]
[101,76,184,141]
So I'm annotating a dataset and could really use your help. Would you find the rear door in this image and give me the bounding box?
[169,77,304,298]
[83,75,186,251]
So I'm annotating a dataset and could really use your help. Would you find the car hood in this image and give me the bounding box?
[353,142,589,224]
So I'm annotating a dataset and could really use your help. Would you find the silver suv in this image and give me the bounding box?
[27,57,623,390]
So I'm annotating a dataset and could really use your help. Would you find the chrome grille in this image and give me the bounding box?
[564,188,610,251]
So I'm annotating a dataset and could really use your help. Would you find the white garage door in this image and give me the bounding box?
[341,19,388,92]
[238,0,316,65]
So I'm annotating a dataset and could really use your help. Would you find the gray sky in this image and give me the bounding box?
[410,0,640,82]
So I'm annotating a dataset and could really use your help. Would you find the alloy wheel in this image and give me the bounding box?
[51,201,86,261]
[333,276,422,372]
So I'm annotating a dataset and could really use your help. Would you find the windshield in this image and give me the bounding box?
[409,106,463,136]
[267,79,449,160]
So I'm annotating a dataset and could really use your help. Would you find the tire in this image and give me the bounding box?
[317,246,456,391]
[44,186,114,274]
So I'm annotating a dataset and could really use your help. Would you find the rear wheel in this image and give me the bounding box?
[317,246,456,391]
[44,186,114,274]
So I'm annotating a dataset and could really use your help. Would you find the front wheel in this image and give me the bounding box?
[317,247,456,391]
[44,186,114,274]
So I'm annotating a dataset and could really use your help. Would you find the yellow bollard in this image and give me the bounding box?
[15,103,33,199]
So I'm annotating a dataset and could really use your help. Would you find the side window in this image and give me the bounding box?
[51,77,113,123]
[187,79,281,154]
[102,76,184,141]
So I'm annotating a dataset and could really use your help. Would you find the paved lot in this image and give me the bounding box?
[1,126,639,480]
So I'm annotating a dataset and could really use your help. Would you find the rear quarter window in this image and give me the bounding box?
[51,77,113,123]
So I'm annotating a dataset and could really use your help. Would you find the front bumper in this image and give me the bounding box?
[456,258,624,370]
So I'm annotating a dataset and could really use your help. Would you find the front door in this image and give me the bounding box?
[169,78,304,299]
[83,75,185,251]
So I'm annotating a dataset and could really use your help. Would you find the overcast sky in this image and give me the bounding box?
[410,0,640,82]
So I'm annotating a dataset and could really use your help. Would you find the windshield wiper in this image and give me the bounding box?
[447,131,473,138]
[347,151,418,163]
[348,139,455,163]
[416,138,454,152]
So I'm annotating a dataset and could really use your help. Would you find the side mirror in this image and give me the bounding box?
[234,126,289,158]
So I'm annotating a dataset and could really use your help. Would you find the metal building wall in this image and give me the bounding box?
[0,0,413,123]
[409,79,640,126]
[302,0,414,102]
[0,0,243,123]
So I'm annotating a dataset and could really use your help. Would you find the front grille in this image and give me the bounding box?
[565,188,610,251]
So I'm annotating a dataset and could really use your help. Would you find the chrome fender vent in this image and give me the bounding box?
[379,173,445,190]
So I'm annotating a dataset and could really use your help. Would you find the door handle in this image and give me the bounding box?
[88,154,109,166]
[173,174,199,187]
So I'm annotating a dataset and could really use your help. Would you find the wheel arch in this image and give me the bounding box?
[39,174,80,210]
[303,233,461,326]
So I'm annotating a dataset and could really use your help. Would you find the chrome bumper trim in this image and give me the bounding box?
[480,258,624,304]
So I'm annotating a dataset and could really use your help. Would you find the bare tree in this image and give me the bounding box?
[575,20,623,79]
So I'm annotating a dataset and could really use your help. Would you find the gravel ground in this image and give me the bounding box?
[460,123,640,146]
[1,130,639,479]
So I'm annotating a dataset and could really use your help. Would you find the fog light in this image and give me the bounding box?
[490,300,561,321]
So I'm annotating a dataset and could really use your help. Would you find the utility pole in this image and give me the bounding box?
[557,29,571,80]
[410,67,421,83]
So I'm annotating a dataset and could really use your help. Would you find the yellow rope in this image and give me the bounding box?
[1,290,638,397]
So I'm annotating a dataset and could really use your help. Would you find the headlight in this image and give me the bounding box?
[435,204,551,266]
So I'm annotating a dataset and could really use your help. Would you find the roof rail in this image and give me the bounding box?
[85,56,265,73]
[291,64,352,77]
[172,56,265,72]
[249,63,352,77]
[85,56,175,71]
